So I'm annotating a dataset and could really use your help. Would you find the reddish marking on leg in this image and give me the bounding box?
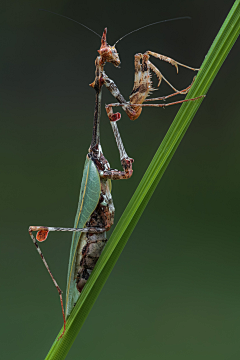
[58,293,66,340]
[110,112,121,122]
[106,104,121,122]
[36,229,49,242]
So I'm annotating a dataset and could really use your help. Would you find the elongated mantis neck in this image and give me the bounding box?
[90,85,102,151]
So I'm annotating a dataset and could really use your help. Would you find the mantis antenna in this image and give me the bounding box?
[113,16,191,46]
[40,10,191,46]
[39,9,102,39]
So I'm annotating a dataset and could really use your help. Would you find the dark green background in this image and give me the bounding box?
[1,0,240,359]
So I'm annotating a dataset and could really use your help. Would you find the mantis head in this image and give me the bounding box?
[98,28,121,68]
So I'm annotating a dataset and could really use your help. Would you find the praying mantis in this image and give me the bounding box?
[29,30,134,337]
[29,13,204,338]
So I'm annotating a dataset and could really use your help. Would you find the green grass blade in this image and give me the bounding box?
[45,2,240,358]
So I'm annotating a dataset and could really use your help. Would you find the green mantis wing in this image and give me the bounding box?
[66,155,101,318]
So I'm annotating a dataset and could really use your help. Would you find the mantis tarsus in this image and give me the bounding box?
[29,13,204,338]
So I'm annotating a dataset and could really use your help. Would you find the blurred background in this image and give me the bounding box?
[1,0,240,359]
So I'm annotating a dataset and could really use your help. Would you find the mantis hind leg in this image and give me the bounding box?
[29,225,107,339]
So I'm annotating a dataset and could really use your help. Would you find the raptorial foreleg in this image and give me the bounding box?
[145,51,200,73]
[104,53,153,121]
[103,72,138,121]
[144,78,196,102]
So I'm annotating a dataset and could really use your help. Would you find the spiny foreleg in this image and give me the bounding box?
[148,61,179,90]
[146,50,200,94]
[104,53,154,121]
[145,51,200,73]
[144,78,196,102]
[103,72,138,121]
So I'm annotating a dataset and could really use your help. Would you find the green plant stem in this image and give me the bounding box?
[45,2,240,358]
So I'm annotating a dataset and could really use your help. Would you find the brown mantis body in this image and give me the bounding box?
[29,28,135,338]
[29,18,204,338]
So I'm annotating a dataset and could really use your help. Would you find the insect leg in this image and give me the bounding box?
[105,53,155,121]
[133,95,205,108]
[103,72,137,121]
[110,120,134,179]
[29,226,106,240]
[29,226,66,338]
[144,81,194,102]
[106,53,184,121]
[127,53,153,119]
[106,95,205,112]
[29,225,106,338]
[105,84,201,116]
[148,61,179,90]
[145,51,200,73]
[99,155,133,180]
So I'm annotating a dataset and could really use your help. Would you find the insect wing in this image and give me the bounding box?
[66,155,101,317]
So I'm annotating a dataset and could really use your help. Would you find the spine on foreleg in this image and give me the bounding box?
[128,53,152,120]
